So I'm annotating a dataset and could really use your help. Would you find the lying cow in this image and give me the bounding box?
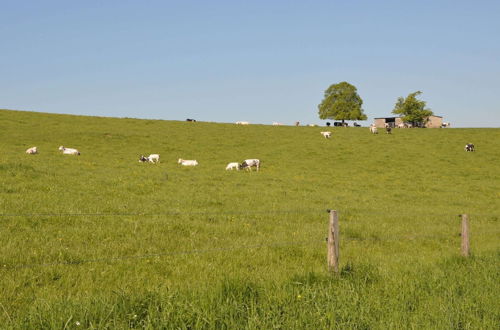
[139,154,160,163]
[464,143,475,152]
[26,146,38,154]
[178,158,198,166]
[240,159,260,171]
[59,146,80,155]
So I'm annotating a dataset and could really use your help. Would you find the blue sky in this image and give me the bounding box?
[1,0,499,127]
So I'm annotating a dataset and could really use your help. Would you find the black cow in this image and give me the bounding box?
[186,118,196,122]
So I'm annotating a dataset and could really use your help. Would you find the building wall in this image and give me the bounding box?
[375,116,443,128]
[374,118,386,128]
[425,116,443,128]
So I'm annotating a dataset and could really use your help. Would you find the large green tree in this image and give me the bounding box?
[392,91,433,127]
[318,82,367,123]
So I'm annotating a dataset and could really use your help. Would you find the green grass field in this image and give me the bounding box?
[0,109,499,328]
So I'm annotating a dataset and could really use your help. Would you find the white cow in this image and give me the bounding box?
[240,159,260,171]
[178,158,198,166]
[26,146,38,154]
[320,131,332,138]
[59,146,80,155]
[236,121,249,125]
[272,122,283,126]
[148,154,160,163]
[369,125,378,134]
[225,162,240,170]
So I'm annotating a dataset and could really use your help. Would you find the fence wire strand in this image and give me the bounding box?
[0,210,497,218]
[2,239,324,271]
[0,209,324,218]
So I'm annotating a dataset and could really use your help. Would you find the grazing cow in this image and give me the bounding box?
[320,131,332,138]
[353,122,361,127]
[442,122,451,128]
[465,143,475,152]
[333,122,342,127]
[236,121,249,125]
[26,146,38,154]
[369,125,378,134]
[225,162,240,170]
[139,155,149,162]
[186,118,196,122]
[147,154,160,163]
[178,158,198,166]
[59,146,80,155]
[386,127,392,134]
[240,159,260,171]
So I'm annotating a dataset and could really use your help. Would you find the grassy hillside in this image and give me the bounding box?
[0,109,498,328]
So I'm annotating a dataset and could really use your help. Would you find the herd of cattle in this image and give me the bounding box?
[23,125,475,170]
[24,146,261,171]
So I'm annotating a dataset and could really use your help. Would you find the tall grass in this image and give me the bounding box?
[0,109,498,328]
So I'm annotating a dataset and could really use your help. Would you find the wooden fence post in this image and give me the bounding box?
[327,209,339,273]
[460,214,470,257]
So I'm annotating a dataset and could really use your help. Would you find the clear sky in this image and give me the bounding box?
[1,0,499,127]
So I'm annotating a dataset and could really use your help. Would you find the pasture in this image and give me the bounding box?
[0,109,499,328]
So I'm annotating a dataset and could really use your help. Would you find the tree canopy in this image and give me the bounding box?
[318,82,367,122]
[392,91,433,126]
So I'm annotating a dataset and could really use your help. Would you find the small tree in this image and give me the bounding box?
[318,82,367,124]
[392,91,433,127]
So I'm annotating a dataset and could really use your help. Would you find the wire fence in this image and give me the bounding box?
[1,209,498,271]
[0,209,497,218]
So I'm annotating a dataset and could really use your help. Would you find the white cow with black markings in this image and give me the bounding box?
[240,159,260,171]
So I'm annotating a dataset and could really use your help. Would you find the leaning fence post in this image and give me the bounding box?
[327,209,339,273]
[460,214,470,257]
